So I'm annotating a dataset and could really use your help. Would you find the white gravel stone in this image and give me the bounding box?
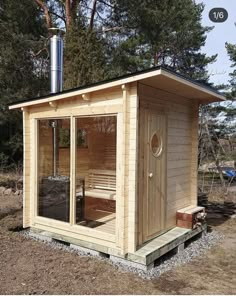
[4,188,12,195]
[70,244,101,257]
[0,186,6,194]
[20,229,223,279]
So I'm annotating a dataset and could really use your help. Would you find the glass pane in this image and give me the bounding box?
[151,132,162,157]
[151,133,159,154]
[75,116,116,235]
[38,118,70,222]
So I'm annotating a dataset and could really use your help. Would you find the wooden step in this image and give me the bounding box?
[128,225,206,266]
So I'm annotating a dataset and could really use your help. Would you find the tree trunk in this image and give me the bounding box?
[65,0,72,29]
[204,121,226,188]
[35,0,52,29]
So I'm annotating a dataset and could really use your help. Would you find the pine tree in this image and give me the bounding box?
[0,0,48,167]
[107,0,216,83]
[64,24,107,88]
[35,1,218,85]
[226,42,236,99]
[35,0,108,88]
[197,41,236,171]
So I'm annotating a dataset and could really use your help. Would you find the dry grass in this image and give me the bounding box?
[0,192,235,294]
[0,172,23,191]
[155,218,236,294]
[0,209,235,294]
[0,182,236,294]
[208,188,236,203]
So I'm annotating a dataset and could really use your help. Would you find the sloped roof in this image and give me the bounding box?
[9,66,225,110]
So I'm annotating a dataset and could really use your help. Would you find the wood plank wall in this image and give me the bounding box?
[23,87,124,251]
[138,82,199,233]
[23,81,198,254]
[23,109,31,227]
[123,84,139,254]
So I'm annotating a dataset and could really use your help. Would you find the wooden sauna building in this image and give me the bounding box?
[9,67,224,268]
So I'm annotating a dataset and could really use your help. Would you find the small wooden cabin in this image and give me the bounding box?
[9,67,224,268]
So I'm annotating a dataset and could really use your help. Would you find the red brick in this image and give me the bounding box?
[176,212,193,222]
[176,219,192,229]
[176,207,206,229]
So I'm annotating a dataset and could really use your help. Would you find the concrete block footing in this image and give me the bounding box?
[28,224,206,271]
[202,228,207,236]
[110,255,154,271]
[177,242,185,253]
[70,244,102,257]
[29,231,53,243]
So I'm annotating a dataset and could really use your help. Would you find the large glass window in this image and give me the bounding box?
[37,118,70,222]
[75,116,117,235]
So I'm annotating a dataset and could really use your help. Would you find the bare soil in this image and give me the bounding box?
[0,193,236,294]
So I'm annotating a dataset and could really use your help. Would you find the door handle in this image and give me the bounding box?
[149,173,153,178]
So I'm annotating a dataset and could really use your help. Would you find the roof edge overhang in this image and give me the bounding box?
[159,69,225,103]
[8,67,225,110]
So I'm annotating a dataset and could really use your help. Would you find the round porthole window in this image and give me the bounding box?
[150,131,162,157]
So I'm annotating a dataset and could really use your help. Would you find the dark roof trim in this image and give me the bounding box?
[8,65,224,107]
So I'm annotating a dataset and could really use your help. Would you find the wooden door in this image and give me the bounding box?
[143,109,166,242]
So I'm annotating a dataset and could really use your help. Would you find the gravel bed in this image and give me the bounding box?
[112,231,224,279]
[20,229,223,279]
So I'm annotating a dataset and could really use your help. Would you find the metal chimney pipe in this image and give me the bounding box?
[49,28,63,176]
[50,28,63,93]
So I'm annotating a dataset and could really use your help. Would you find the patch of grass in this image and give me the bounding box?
[0,173,23,190]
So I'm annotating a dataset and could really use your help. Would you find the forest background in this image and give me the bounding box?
[0,0,235,181]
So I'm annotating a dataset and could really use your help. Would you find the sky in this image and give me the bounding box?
[196,0,236,85]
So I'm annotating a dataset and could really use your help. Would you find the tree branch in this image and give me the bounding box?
[89,0,97,31]
[35,0,52,29]
[48,10,66,26]
[204,121,226,188]
[97,0,115,9]
[96,9,107,23]
[31,47,48,57]
[102,26,123,33]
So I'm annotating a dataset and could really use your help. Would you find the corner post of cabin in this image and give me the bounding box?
[31,116,38,225]
[190,101,199,206]
[70,116,77,225]
[116,84,129,254]
[123,82,139,254]
[21,107,31,228]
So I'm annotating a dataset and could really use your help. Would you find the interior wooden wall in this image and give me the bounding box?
[38,120,53,178]
[38,117,117,188]
[138,82,199,234]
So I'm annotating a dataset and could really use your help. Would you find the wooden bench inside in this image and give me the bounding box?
[85,169,116,200]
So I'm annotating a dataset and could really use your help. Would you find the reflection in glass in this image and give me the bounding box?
[37,118,70,222]
[75,116,117,235]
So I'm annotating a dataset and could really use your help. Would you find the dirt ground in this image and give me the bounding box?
[0,193,236,295]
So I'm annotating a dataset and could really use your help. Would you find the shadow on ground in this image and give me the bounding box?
[198,192,236,227]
